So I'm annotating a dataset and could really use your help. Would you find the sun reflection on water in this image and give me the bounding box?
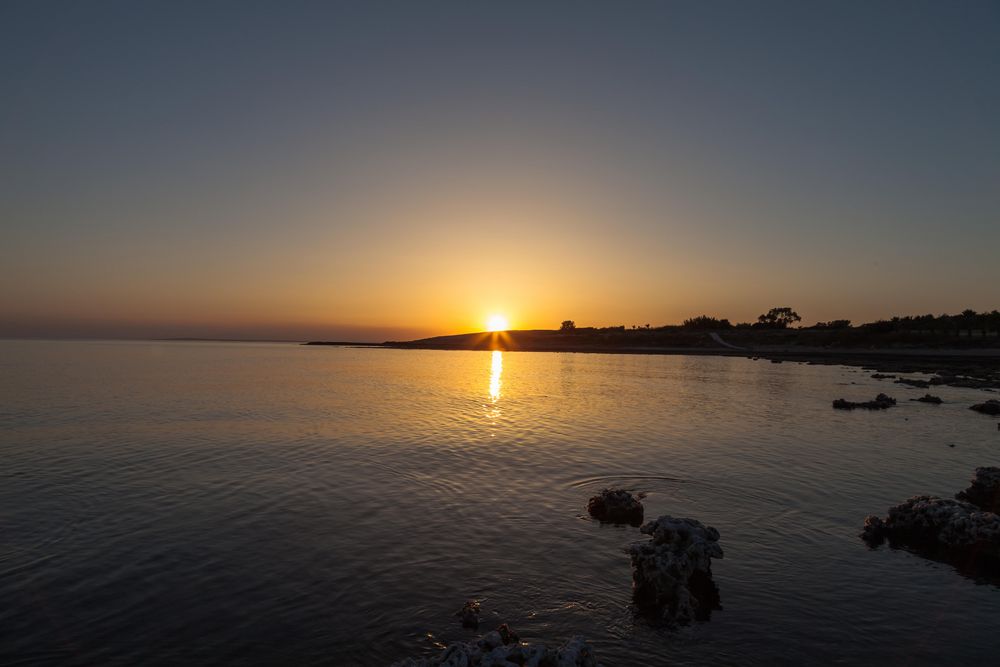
[489,350,502,403]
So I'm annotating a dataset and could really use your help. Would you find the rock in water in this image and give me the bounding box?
[956,467,1000,513]
[860,495,1000,565]
[970,399,1000,416]
[832,393,897,410]
[895,377,931,388]
[628,515,723,624]
[457,600,480,629]
[911,394,943,404]
[391,630,602,667]
[587,488,644,525]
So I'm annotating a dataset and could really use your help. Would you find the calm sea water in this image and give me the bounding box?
[2,340,999,665]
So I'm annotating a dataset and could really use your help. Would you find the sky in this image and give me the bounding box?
[2,1,998,341]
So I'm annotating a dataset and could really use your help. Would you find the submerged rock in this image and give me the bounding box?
[956,467,1000,513]
[391,629,601,667]
[587,488,644,525]
[457,600,481,629]
[860,495,1000,565]
[871,373,896,380]
[895,377,931,388]
[628,515,723,624]
[910,394,943,404]
[832,393,897,410]
[970,400,1000,416]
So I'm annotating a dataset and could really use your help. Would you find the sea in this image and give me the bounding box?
[2,340,999,665]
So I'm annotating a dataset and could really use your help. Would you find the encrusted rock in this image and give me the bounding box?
[970,399,1000,416]
[391,630,601,667]
[956,467,1000,513]
[910,394,943,404]
[832,393,897,410]
[628,515,723,624]
[587,488,644,525]
[457,600,480,629]
[860,495,1000,564]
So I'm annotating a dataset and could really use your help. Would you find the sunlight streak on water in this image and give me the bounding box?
[489,350,502,403]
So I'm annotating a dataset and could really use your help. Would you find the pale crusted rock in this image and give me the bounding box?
[860,495,1000,563]
[628,515,723,624]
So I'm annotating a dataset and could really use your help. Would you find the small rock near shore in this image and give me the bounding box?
[587,488,645,525]
[970,399,1000,416]
[910,394,943,404]
[833,393,897,410]
[895,377,931,388]
[457,600,481,629]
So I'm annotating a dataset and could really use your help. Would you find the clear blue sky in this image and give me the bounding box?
[2,1,998,339]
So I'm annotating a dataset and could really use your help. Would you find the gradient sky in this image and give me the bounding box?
[2,1,998,341]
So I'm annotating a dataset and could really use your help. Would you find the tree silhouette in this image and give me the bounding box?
[756,307,802,329]
[560,320,576,331]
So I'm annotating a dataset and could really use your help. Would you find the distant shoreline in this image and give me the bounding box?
[305,333,1000,390]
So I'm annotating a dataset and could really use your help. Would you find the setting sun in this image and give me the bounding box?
[486,314,509,332]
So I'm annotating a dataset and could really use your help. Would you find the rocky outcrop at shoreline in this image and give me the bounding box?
[833,393,896,410]
[628,516,723,624]
[391,629,601,667]
[911,394,943,404]
[956,467,1000,513]
[587,488,644,525]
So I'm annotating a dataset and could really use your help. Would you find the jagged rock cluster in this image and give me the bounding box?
[833,393,897,410]
[587,488,644,525]
[628,516,723,624]
[391,629,601,667]
[861,496,1000,564]
[911,394,943,404]
[970,399,1000,416]
[956,467,1000,513]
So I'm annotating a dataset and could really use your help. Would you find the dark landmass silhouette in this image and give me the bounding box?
[306,312,1000,387]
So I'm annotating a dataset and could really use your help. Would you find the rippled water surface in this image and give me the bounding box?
[2,340,1000,665]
